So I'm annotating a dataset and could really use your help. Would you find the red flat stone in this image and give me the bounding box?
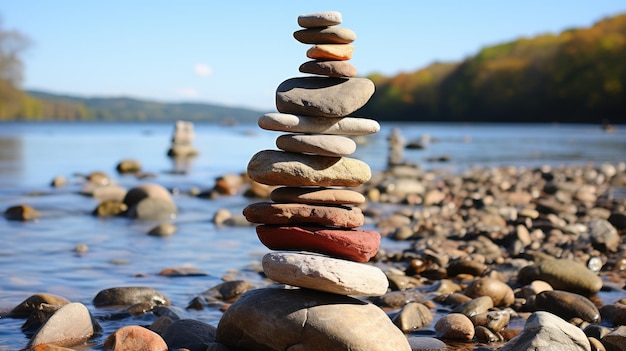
[256,225,381,263]
[243,202,364,228]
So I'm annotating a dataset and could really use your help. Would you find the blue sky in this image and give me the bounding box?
[2,1,625,111]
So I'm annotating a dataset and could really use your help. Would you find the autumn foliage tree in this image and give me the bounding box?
[360,13,626,123]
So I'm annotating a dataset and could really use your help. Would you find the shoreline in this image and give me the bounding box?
[2,160,625,350]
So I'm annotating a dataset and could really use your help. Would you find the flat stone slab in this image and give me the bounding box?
[294,27,356,44]
[259,113,380,135]
[262,252,389,296]
[243,202,364,228]
[276,133,357,156]
[247,150,371,187]
[270,186,366,205]
[276,77,375,118]
[299,60,358,78]
[256,225,380,262]
[216,288,411,351]
[297,11,342,28]
[306,44,354,60]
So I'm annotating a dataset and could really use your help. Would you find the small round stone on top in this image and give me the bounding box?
[298,11,342,28]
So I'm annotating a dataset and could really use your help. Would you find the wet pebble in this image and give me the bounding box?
[434,313,475,341]
[600,303,626,326]
[453,296,494,317]
[534,290,600,323]
[103,325,167,351]
[147,222,177,237]
[517,258,603,295]
[10,293,70,318]
[464,277,515,307]
[406,336,447,350]
[470,310,511,333]
[93,287,170,308]
[161,319,220,351]
[392,302,434,332]
[50,175,67,187]
[115,159,142,174]
[475,325,503,343]
[601,326,626,351]
[4,204,40,221]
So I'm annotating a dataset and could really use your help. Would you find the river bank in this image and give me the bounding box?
[2,157,625,350]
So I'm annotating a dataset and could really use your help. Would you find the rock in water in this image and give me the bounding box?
[122,183,177,220]
[28,302,101,348]
[216,288,410,351]
[93,286,170,307]
[276,77,375,117]
[104,325,168,351]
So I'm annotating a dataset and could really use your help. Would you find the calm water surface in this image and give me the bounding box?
[0,121,624,349]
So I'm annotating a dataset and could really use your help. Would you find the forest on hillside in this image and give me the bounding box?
[359,13,626,124]
[1,14,625,123]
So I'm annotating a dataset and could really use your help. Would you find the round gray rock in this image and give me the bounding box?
[500,311,591,351]
[276,77,375,118]
[216,288,410,351]
[123,183,176,220]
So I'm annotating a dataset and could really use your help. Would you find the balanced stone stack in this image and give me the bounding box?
[217,11,411,351]
[167,120,198,158]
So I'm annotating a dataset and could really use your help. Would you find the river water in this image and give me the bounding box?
[0,121,624,349]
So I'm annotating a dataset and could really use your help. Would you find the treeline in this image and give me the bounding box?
[2,89,262,123]
[2,14,625,123]
[25,90,261,123]
[359,13,626,123]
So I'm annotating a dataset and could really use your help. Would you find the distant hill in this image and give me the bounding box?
[359,13,626,124]
[4,13,625,124]
[25,90,263,124]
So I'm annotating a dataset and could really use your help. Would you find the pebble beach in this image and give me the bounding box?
[2,157,625,350]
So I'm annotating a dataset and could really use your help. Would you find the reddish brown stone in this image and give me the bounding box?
[256,225,381,262]
[243,202,364,228]
[299,60,358,78]
[104,325,168,351]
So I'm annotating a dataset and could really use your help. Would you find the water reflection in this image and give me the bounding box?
[0,136,23,188]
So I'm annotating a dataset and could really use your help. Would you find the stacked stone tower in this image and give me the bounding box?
[216,11,410,350]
